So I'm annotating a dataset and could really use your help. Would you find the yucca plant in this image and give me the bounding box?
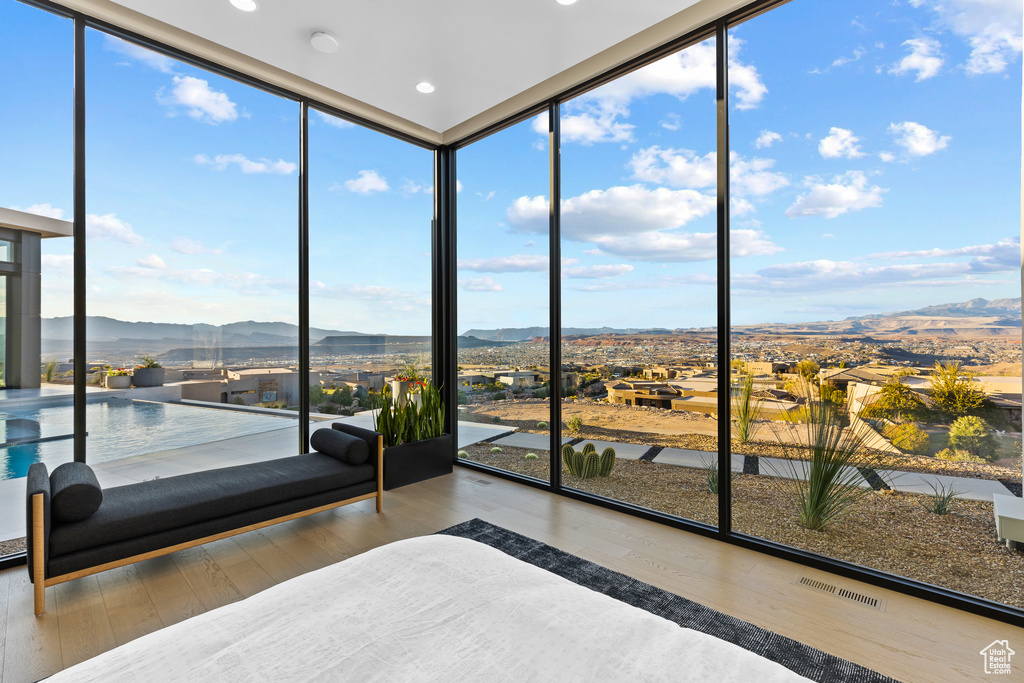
[732,373,763,444]
[372,381,446,447]
[766,382,887,531]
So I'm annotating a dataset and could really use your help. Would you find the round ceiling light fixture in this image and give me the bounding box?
[229,0,258,11]
[556,0,578,5]
[310,31,339,54]
[416,82,435,94]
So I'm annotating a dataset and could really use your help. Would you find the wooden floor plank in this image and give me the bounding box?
[95,565,163,647]
[1,468,1022,683]
[3,572,62,683]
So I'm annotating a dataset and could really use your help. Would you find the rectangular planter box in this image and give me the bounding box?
[383,433,453,490]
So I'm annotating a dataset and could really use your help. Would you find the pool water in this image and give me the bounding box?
[0,400,297,480]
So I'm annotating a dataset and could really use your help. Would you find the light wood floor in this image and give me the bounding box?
[1,468,1021,683]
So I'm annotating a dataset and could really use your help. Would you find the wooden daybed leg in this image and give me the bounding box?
[376,435,384,513]
[32,493,46,616]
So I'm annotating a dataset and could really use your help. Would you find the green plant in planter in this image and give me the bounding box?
[561,442,615,479]
[371,380,446,448]
[137,354,162,369]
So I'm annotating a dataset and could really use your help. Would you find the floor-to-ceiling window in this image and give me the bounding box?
[456,114,551,481]
[557,37,721,524]
[83,30,301,476]
[728,0,1022,610]
[453,0,1022,618]
[308,108,433,427]
[0,0,73,557]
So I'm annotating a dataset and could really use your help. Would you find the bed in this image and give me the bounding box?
[48,535,810,682]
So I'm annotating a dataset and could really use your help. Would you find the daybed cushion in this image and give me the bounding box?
[49,453,373,558]
[50,462,103,523]
[310,428,369,465]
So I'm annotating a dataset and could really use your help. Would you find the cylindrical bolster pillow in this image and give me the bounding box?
[310,428,370,465]
[50,462,103,523]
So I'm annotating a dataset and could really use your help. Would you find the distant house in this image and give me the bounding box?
[819,367,888,392]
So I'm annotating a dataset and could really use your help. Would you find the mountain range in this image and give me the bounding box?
[462,298,1022,341]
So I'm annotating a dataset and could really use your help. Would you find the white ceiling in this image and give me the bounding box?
[107,0,704,135]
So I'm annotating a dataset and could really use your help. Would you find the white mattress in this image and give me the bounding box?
[49,535,811,682]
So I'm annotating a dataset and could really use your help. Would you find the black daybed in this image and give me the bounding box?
[26,423,383,615]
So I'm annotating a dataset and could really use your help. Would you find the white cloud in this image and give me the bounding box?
[171,237,222,255]
[158,76,238,124]
[137,254,166,269]
[459,277,503,292]
[832,47,866,67]
[456,180,464,194]
[402,180,434,195]
[104,36,175,74]
[194,153,296,175]
[733,236,1020,293]
[563,264,634,279]
[915,0,1022,74]
[86,213,144,245]
[545,37,765,146]
[888,121,951,156]
[10,203,65,219]
[41,254,73,278]
[314,110,354,129]
[661,113,682,131]
[505,185,779,263]
[869,236,1019,272]
[458,254,552,273]
[785,171,887,219]
[339,170,389,194]
[818,127,866,159]
[889,37,944,81]
[822,233,836,239]
[627,146,789,198]
[754,130,782,149]
[879,151,897,163]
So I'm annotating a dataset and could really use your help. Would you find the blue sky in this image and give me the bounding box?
[0,0,1020,336]
[457,0,1022,330]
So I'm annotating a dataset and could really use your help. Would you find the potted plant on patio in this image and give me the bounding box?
[104,367,131,389]
[372,379,452,490]
[131,355,165,387]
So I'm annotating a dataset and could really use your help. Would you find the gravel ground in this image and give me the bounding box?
[0,538,24,555]
[461,443,1024,609]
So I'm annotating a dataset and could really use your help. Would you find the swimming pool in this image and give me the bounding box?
[0,400,297,480]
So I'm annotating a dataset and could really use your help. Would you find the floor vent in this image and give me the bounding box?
[794,575,886,612]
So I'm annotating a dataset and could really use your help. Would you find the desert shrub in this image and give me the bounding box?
[457,450,468,458]
[490,446,502,453]
[701,456,738,495]
[491,416,502,423]
[331,386,353,405]
[534,388,549,399]
[319,404,339,415]
[457,391,468,405]
[491,391,507,401]
[881,422,930,455]
[42,358,58,383]
[929,362,986,419]
[919,480,963,515]
[232,397,245,405]
[732,374,762,444]
[947,416,998,461]
[566,414,583,435]
[934,447,986,463]
[339,408,353,417]
[536,421,548,429]
[525,453,538,460]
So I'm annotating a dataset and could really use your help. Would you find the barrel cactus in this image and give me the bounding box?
[562,442,616,479]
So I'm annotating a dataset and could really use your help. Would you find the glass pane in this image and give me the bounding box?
[84,30,299,477]
[558,37,719,526]
[308,109,434,440]
[729,0,1022,609]
[457,114,551,481]
[0,0,73,557]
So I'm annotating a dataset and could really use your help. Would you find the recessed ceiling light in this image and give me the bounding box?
[556,0,578,5]
[416,82,435,94]
[229,0,258,11]
[310,32,339,54]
